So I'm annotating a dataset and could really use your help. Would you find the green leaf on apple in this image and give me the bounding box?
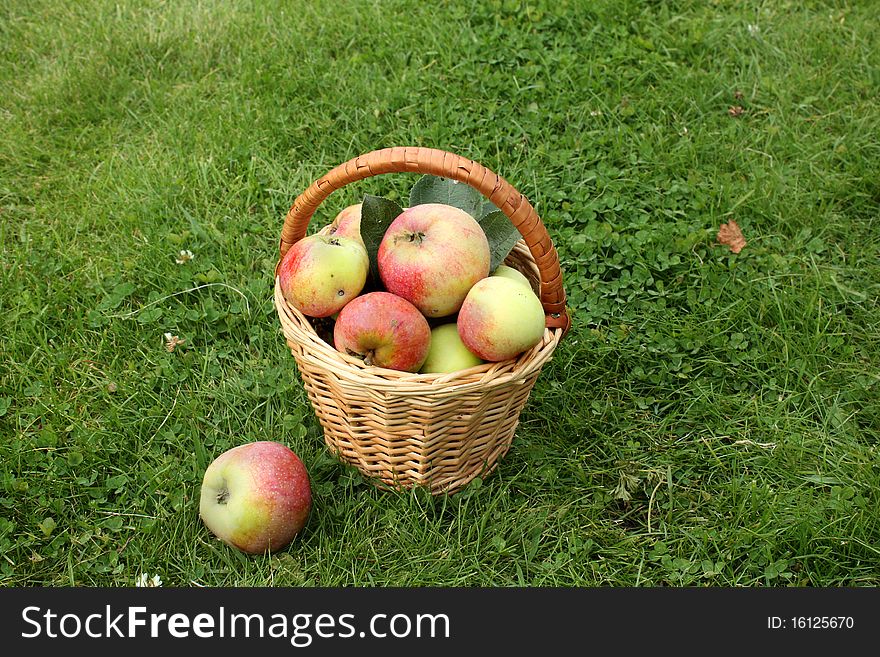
[409,175,484,219]
[479,210,524,272]
[360,194,404,286]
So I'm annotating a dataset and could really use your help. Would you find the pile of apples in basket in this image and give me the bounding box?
[279,176,546,374]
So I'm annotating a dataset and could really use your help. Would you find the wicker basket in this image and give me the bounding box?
[274,147,571,495]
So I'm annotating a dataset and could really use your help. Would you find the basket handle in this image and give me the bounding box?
[278,146,570,334]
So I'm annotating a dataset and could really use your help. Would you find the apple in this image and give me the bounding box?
[419,323,484,374]
[492,264,534,292]
[378,203,490,317]
[333,291,431,372]
[457,276,546,362]
[199,441,312,554]
[328,203,364,248]
[278,234,369,318]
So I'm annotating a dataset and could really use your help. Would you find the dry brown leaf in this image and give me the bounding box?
[728,105,745,117]
[164,333,186,352]
[717,220,747,254]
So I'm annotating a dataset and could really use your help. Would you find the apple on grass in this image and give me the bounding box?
[378,203,490,317]
[333,291,431,372]
[278,234,369,318]
[420,323,484,374]
[457,276,546,362]
[199,441,312,554]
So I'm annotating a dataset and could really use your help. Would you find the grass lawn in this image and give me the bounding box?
[1,0,878,587]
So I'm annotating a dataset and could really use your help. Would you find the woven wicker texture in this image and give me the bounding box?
[275,148,568,494]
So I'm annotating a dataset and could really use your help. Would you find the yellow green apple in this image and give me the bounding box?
[278,234,368,318]
[419,323,484,374]
[457,276,546,361]
[492,264,533,291]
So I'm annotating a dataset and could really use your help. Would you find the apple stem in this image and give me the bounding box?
[401,231,425,246]
[346,348,374,367]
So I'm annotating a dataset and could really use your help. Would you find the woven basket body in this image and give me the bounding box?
[274,147,570,494]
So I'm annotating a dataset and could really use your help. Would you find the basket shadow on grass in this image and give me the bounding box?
[251,322,629,588]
